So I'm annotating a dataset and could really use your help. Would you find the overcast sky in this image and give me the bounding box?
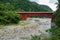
[30,0,58,11]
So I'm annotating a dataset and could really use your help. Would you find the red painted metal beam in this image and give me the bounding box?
[17,12,53,19]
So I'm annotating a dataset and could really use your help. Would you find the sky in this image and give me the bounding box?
[30,0,58,11]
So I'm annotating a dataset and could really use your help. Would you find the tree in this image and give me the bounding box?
[0,2,20,25]
[50,0,60,40]
[54,0,60,27]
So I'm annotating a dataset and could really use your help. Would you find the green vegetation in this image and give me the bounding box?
[0,0,52,12]
[0,2,20,25]
[31,35,41,40]
[0,11,20,25]
[51,0,60,40]
[54,0,60,27]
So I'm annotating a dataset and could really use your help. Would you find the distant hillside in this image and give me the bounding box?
[0,0,52,12]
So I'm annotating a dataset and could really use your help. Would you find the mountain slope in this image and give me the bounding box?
[0,0,52,12]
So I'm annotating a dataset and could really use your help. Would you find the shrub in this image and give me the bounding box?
[0,11,21,25]
[31,35,41,40]
[54,12,60,27]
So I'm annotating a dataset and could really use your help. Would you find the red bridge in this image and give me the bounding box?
[17,12,53,20]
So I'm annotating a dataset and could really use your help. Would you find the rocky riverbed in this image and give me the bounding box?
[0,18,51,40]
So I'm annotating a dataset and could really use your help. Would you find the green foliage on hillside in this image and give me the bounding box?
[0,0,52,12]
